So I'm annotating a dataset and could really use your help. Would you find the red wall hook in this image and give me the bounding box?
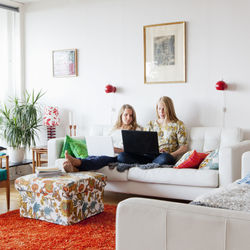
[105,84,116,93]
[215,81,228,90]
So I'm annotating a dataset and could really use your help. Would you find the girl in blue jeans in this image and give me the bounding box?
[117,96,188,166]
[63,104,141,172]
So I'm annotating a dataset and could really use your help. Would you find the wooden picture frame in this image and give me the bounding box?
[144,22,186,84]
[52,49,78,77]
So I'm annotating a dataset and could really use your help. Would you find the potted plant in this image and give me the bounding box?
[0,90,45,163]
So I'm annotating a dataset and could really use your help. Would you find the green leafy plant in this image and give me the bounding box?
[0,90,45,149]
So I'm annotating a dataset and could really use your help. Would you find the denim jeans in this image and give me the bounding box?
[117,152,176,165]
[78,155,117,171]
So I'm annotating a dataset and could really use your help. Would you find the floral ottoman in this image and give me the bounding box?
[15,172,107,225]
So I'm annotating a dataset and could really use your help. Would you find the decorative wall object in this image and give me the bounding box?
[215,80,228,127]
[105,84,116,93]
[104,84,116,124]
[52,49,78,77]
[43,106,60,140]
[215,80,228,90]
[144,22,186,84]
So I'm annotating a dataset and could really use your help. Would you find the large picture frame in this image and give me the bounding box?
[52,49,78,77]
[144,22,186,84]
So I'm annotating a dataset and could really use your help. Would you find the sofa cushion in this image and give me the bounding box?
[237,173,250,184]
[174,150,208,169]
[60,135,88,159]
[128,167,218,187]
[60,135,75,158]
[188,127,241,152]
[199,149,219,170]
[55,159,128,181]
[191,181,250,212]
[70,138,88,159]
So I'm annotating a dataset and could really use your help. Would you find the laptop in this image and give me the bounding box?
[85,136,115,157]
[121,130,159,156]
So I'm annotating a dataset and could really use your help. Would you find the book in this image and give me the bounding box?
[36,167,60,172]
[36,171,62,177]
[36,167,62,177]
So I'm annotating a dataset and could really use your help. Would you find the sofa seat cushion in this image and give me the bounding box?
[128,167,219,187]
[94,166,128,181]
[55,159,128,181]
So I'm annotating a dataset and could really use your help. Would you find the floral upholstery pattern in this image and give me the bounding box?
[145,120,187,153]
[199,149,219,170]
[15,172,107,225]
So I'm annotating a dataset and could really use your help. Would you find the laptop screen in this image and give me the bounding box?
[121,130,159,156]
[85,136,115,157]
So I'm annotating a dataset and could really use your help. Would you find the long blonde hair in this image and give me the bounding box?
[156,96,179,122]
[113,104,139,130]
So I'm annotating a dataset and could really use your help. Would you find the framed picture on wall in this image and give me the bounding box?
[52,49,78,77]
[144,21,186,84]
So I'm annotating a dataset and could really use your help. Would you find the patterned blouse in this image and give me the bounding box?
[145,120,187,153]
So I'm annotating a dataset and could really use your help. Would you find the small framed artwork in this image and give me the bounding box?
[144,21,186,84]
[52,49,78,77]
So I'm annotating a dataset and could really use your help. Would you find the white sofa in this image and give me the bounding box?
[116,151,250,250]
[48,126,250,200]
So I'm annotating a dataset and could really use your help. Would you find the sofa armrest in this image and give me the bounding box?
[48,136,85,166]
[48,137,65,166]
[116,197,250,250]
[116,198,169,250]
[242,151,250,178]
[219,140,250,186]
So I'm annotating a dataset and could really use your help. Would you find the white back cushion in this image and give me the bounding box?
[89,125,242,153]
[188,127,242,152]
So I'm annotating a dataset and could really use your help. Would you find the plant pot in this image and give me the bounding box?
[8,147,25,163]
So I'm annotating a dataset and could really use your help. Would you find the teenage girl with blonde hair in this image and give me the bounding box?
[118,96,188,165]
[113,104,140,131]
[111,104,142,154]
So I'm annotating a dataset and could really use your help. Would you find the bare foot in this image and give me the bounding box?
[63,151,81,173]
[63,160,79,172]
[65,151,81,167]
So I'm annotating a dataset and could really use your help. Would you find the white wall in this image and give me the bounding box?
[23,0,250,143]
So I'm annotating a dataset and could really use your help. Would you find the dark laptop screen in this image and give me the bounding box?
[121,130,159,156]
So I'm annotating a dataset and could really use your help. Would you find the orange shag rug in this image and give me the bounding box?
[0,204,116,249]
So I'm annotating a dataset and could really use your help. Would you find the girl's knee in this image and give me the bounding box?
[154,153,175,165]
[117,152,127,163]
